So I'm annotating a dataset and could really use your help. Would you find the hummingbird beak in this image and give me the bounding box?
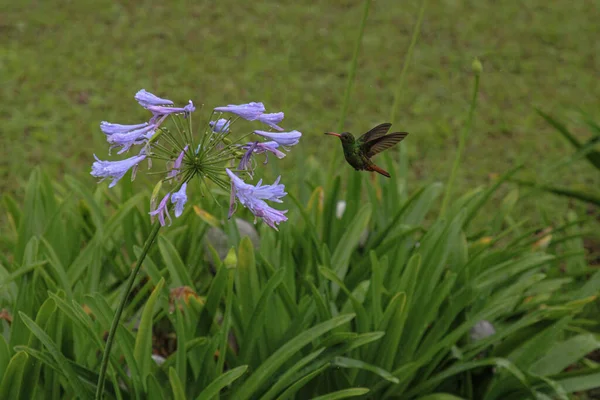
[324,132,341,137]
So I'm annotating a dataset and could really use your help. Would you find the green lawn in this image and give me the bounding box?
[2,0,599,220]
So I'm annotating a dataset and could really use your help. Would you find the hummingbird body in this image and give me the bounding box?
[325,123,408,178]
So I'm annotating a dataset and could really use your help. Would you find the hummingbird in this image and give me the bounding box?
[325,123,408,178]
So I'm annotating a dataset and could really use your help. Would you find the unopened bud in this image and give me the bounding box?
[472,58,483,75]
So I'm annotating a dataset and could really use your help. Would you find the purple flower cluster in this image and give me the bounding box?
[91,90,301,230]
[212,102,302,228]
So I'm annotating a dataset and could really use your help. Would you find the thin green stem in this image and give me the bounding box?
[327,0,372,177]
[95,221,162,400]
[390,0,427,124]
[440,67,481,216]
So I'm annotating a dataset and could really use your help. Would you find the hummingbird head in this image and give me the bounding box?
[324,131,355,145]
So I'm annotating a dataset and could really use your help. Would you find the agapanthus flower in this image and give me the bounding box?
[257,112,284,131]
[171,183,188,218]
[253,130,302,146]
[238,141,285,172]
[209,118,231,133]
[91,153,146,188]
[226,168,288,230]
[145,101,195,119]
[100,122,149,135]
[149,193,172,226]
[214,102,265,121]
[168,145,189,179]
[135,89,174,107]
[101,121,158,154]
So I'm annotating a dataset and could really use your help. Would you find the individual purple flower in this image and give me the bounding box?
[238,141,285,171]
[257,112,284,131]
[226,168,288,230]
[135,89,174,107]
[145,100,195,120]
[149,193,172,226]
[91,153,147,188]
[214,102,265,121]
[168,145,189,179]
[253,130,302,147]
[251,141,286,159]
[101,121,158,154]
[209,118,231,133]
[171,183,188,218]
[100,121,149,135]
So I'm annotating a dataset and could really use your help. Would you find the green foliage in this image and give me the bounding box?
[511,109,600,207]
[1,160,599,399]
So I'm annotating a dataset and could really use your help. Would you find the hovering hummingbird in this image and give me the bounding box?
[325,123,408,178]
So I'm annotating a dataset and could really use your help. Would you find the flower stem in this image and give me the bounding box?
[440,66,481,216]
[95,221,162,400]
[327,0,371,178]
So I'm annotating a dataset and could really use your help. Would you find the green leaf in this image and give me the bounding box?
[147,374,167,400]
[169,367,187,400]
[536,108,600,169]
[259,348,326,400]
[557,370,600,393]
[216,268,235,377]
[134,278,165,387]
[158,236,193,287]
[274,364,329,400]
[330,203,371,297]
[233,314,355,400]
[19,312,91,399]
[530,334,600,376]
[310,388,370,400]
[511,179,600,206]
[0,351,28,400]
[196,365,248,400]
[39,237,72,297]
[237,236,260,328]
[239,268,285,364]
[0,335,9,380]
[332,356,399,383]
[416,394,466,400]
[20,296,59,400]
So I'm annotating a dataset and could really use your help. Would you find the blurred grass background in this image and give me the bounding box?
[1,0,599,219]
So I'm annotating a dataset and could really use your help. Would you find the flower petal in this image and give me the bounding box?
[171,183,188,218]
[214,102,265,121]
[257,112,284,131]
[225,168,288,230]
[135,89,174,107]
[253,130,301,146]
[91,153,147,188]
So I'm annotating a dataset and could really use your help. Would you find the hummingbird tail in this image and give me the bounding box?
[367,164,391,178]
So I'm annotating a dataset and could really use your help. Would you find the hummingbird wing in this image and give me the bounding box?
[357,123,392,144]
[362,132,408,158]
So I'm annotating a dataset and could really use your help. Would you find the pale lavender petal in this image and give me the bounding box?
[257,112,284,131]
[225,168,288,230]
[170,183,188,218]
[238,144,256,172]
[104,124,157,154]
[91,153,147,188]
[135,89,174,107]
[252,141,286,159]
[168,145,189,179]
[145,102,194,117]
[100,121,148,135]
[214,102,265,121]
[149,193,171,226]
[209,118,231,133]
[253,130,301,146]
